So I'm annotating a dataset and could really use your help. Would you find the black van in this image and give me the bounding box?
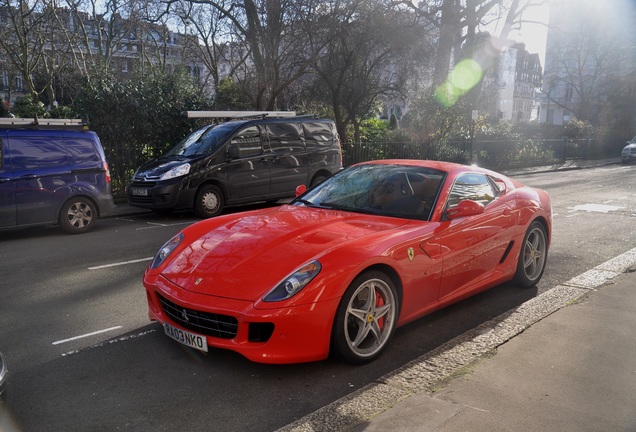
[0,118,115,233]
[127,112,342,218]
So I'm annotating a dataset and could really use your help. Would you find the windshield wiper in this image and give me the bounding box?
[319,202,380,216]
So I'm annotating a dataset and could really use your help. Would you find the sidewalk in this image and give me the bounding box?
[280,248,636,432]
[355,268,636,432]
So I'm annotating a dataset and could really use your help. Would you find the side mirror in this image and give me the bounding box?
[228,144,240,159]
[445,200,485,219]
[295,185,307,197]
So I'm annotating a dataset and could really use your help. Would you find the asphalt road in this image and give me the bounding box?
[1,163,635,431]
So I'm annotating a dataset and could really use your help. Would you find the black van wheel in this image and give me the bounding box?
[194,185,224,218]
[59,197,97,234]
[311,174,328,187]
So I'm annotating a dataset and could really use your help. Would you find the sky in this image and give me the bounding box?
[507,2,550,66]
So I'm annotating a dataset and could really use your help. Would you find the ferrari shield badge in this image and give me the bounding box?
[407,247,415,262]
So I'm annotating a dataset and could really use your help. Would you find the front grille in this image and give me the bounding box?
[128,195,153,204]
[157,293,239,339]
[130,180,158,187]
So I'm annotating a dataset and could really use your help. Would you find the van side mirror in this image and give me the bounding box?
[445,200,484,219]
[228,144,240,159]
[295,185,307,196]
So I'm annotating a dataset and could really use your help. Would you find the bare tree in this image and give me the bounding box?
[0,0,51,99]
[159,0,344,110]
[543,1,627,126]
[312,1,434,145]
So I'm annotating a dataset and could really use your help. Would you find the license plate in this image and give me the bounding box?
[163,322,208,352]
[131,188,148,196]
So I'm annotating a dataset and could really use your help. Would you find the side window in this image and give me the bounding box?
[446,173,497,209]
[8,137,68,170]
[266,123,305,154]
[230,126,262,158]
[66,138,101,166]
[302,122,334,149]
[0,138,4,170]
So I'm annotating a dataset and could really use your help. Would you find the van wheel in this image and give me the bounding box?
[60,197,96,234]
[311,174,328,187]
[194,185,224,218]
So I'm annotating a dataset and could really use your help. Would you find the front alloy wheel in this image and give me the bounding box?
[332,271,398,364]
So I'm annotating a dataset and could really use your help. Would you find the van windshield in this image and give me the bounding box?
[164,123,237,157]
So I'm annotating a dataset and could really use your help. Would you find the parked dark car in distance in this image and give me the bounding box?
[0,350,6,403]
[127,111,343,218]
[622,136,636,164]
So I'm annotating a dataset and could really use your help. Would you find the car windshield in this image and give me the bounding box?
[293,164,446,221]
[164,123,238,157]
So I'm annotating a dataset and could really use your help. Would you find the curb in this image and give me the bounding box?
[277,246,636,432]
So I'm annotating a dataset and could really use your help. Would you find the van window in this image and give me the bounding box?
[266,123,305,154]
[231,126,262,158]
[447,173,497,208]
[9,137,68,169]
[303,122,334,148]
[66,138,101,165]
[166,123,235,157]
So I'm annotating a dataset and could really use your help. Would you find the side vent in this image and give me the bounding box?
[499,241,515,264]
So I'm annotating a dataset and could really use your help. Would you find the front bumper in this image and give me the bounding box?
[144,274,340,364]
[127,179,195,211]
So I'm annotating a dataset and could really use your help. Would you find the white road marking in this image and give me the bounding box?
[136,221,193,231]
[88,257,153,270]
[61,329,157,357]
[52,326,123,345]
[571,203,624,213]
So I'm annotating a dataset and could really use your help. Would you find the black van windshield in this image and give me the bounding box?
[164,123,237,157]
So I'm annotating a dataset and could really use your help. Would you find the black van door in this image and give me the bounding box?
[225,125,270,200]
[0,134,16,228]
[264,123,308,195]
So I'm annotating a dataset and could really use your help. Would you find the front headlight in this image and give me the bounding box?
[150,233,184,269]
[263,261,322,302]
[160,163,190,180]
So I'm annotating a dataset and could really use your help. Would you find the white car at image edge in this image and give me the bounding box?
[622,136,636,164]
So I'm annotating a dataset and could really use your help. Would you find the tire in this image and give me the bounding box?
[513,221,548,288]
[331,270,399,364]
[194,185,224,218]
[59,197,97,234]
[310,174,327,187]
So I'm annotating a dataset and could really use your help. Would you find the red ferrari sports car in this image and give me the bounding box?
[143,160,551,364]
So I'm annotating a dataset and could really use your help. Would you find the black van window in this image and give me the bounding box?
[303,122,334,148]
[66,138,101,165]
[446,173,497,209]
[266,123,305,154]
[231,126,262,157]
[9,137,68,169]
[166,123,235,157]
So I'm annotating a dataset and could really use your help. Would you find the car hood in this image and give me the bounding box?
[161,206,410,301]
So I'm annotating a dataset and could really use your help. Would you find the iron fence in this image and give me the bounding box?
[344,137,609,169]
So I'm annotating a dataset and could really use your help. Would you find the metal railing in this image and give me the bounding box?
[343,137,610,169]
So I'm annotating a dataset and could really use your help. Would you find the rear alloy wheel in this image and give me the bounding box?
[514,221,548,288]
[60,197,96,234]
[194,185,224,218]
[332,271,398,364]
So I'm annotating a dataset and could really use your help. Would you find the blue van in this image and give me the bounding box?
[0,118,115,233]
